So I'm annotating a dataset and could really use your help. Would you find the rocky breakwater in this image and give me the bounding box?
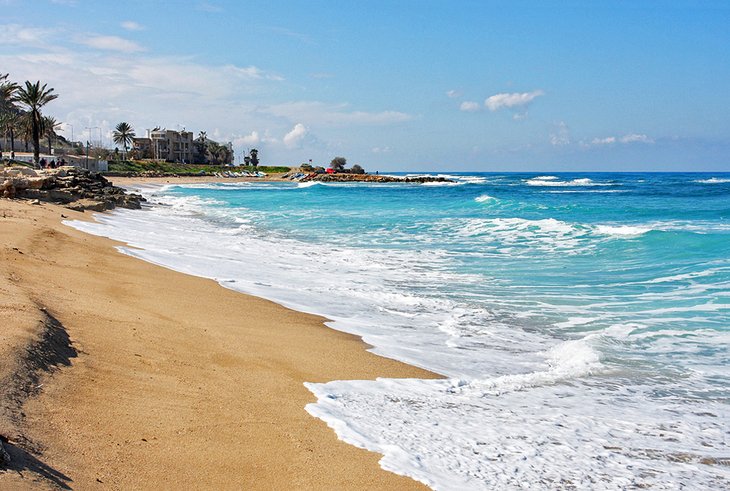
[300,173,453,184]
[1,166,145,211]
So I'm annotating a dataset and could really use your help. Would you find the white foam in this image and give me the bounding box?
[694,177,730,184]
[594,224,651,237]
[306,375,730,490]
[297,181,322,188]
[474,194,498,203]
[525,177,613,187]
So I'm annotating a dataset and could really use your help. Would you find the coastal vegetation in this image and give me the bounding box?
[14,81,58,165]
[43,115,60,155]
[112,122,135,160]
[0,73,20,160]
[330,156,347,172]
[107,159,289,176]
[1,74,62,164]
[329,156,365,174]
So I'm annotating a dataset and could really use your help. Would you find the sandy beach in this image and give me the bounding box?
[110,173,292,187]
[0,196,439,489]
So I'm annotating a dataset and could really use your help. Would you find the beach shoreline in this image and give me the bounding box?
[0,195,439,489]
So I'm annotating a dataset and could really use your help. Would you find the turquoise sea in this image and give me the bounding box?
[70,172,730,489]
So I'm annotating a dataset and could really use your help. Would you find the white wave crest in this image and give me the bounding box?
[525,177,612,187]
[695,177,730,184]
[450,337,602,396]
[474,194,498,203]
[297,181,323,188]
[594,224,651,237]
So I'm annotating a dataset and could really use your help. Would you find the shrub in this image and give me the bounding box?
[329,156,346,172]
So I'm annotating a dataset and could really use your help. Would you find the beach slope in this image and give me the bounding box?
[0,199,437,489]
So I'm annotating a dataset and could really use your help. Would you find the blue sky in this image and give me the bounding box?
[1,0,729,171]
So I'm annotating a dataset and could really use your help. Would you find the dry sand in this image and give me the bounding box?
[0,197,439,490]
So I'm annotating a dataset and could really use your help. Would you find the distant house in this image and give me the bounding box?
[133,129,194,163]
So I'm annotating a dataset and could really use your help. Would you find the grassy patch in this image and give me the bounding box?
[106,160,290,175]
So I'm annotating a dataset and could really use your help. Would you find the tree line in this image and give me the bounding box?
[1,73,59,165]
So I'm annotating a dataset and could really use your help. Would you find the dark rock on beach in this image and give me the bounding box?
[1,166,145,211]
[300,173,452,184]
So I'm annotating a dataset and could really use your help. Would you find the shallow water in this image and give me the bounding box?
[69,172,730,489]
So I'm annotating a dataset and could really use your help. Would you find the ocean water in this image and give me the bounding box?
[68,173,730,489]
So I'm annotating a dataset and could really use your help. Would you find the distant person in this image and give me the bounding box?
[40,157,47,168]
[49,159,56,169]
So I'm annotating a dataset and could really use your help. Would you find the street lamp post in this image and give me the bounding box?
[84,126,99,170]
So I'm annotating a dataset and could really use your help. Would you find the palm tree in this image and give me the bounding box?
[8,112,20,158]
[0,73,19,159]
[112,121,135,160]
[19,112,33,152]
[42,115,60,156]
[14,81,58,166]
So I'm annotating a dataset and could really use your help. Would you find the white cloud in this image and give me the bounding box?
[0,22,406,165]
[121,21,144,31]
[284,123,307,148]
[224,64,283,81]
[485,90,544,111]
[550,121,570,146]
[459,101,481,112]
[265,101,412,126]
[446,89,461,98]
[0,24,58,48]
[197,2,223,12]
[621,133,654,144]
[591,136,617,145]
[371,146,391,154]
[234,131,260,146]
[589,134,654,147]
[78,35,143,53]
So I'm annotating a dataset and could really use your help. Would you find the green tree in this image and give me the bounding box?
[350,163,365,174]
[112,121,135,160]
[6,112,21,159]
[14,81,58,166]
[19,112,33,152]
[0,73,19,159]
[329,156,346,172]
[42,115,60,156]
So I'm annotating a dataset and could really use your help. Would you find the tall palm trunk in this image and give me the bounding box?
[10,126,15,159]
[31,111,41,165]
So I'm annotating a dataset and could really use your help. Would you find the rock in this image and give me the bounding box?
[0,439,10,465]
[301,173,453,184]
[1,167,145,210]
[1,166,38,177]
[26,176,55,190]
[30,199,41,205]
[65,199,112,212]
